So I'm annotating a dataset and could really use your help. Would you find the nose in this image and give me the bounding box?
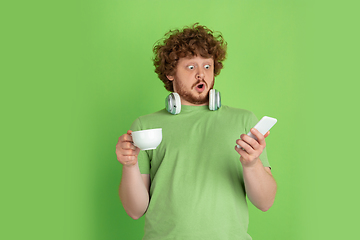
[196,68,205,80]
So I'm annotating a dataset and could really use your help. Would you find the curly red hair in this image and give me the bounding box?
[153,23,227,92]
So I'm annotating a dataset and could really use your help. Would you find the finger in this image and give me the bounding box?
[235,144,249,157]
[236,139,255,154]
[240,134,259,150]
[264,131,270,138]
[120,141,137,150]
[250,128,266,146]
[119,130,134,142]
[121,149,137,156]
[119,135,131,143]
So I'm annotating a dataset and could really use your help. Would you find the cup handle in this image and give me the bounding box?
[130,133,137,148]
[131,141,138,148]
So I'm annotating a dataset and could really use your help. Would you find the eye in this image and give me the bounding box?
[188,65,195,70]
[204,64,211,69]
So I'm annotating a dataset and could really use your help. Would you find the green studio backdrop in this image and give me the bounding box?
[2,0,359,239]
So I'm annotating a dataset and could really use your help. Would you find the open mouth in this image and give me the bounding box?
[195,83,206,93]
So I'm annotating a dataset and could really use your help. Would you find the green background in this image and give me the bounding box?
[2,0,359,239]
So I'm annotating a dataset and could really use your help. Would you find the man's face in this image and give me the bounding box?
[167,55,215,106]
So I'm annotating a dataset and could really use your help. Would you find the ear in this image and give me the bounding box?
[166,75,174,81]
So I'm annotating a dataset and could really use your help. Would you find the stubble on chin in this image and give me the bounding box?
[181,90,209,105]
[174,80,211,105]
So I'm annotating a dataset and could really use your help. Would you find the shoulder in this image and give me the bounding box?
[130,108,169,131]
[219,105,259,131]
[220,105,257,119]
[137,108,169,122]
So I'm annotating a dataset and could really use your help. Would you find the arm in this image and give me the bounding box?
[119,165,150,219]
[116,130,151,219]
[243,164,276,212]
[235,128,277,212]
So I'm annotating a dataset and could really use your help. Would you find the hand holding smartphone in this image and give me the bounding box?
[237,116,277,148]
[247,116,277,141]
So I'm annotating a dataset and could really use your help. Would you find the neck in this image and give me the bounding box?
[179,96,209,106]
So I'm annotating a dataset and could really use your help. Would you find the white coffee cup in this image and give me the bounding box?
[131,128,162,150]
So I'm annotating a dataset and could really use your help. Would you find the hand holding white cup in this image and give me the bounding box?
[131,128,162,150]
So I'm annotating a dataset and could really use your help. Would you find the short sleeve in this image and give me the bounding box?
[246,113,271,169]
[130,118,151,174]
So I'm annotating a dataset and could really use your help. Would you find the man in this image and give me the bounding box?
[116,23,277,240]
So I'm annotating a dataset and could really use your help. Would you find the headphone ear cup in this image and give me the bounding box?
[165,93,181,114]
[215,90,221,110]
[165,95,171,113]
[173,93,181,114]
[209,89,215,111]
[209,89,221,111]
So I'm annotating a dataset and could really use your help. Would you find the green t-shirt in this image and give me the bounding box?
[130,105,270,240]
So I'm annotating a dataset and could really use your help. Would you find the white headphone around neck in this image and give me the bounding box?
[165,89,221,115]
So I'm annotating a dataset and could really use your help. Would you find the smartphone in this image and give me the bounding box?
[247,116,277,141]
[237,116,277,149]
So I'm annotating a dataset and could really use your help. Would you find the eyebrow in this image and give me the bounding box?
[184,61,213,65]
